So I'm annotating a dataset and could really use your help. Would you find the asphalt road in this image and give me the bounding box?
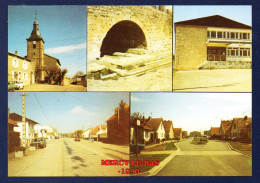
[156,139,252,176]
[8,138,129,176]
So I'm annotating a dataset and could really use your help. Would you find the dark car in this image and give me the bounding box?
[8,81,16,91]
[31,138,47,148]
[130,143,145,154]
[75,137,81,141]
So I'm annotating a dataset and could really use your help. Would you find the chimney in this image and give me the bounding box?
[15,51,18,55]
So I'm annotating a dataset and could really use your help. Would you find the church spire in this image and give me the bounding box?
[27,10,44,43]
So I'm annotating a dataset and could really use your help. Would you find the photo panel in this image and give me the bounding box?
[87,6,173,92]
[130,92,252,176]
[8,6,87,92]
[173,5,252,92]
[8,92,130,176]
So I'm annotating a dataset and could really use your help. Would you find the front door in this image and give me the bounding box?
[207,47,226,61]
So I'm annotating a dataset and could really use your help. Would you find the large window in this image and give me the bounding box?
[227,47,251,57]
[208,30,251,40]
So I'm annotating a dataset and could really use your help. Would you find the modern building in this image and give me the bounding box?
[175,15,252,70]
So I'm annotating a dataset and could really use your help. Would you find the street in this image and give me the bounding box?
[173,69,252,92]
[156,139,252,176]
[8,138,129,176]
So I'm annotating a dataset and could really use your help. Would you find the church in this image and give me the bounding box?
[8,14,61,86]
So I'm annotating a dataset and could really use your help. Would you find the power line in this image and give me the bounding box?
[33,92,50,122]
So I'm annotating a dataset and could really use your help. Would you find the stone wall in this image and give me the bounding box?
[87,6,172,63]
[175,25,207,70]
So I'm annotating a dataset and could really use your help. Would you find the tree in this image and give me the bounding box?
[130,112,144,120]
[73,71,84,78]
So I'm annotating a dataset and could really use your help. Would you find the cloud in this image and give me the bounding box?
[45,43,86,54]
[70,106,96,115]
[131,96,150,102]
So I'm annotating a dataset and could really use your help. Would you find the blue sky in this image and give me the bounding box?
[8,92,129,133]
[8,6,86,78]
[131,93,251,133]
[173,5,252,52]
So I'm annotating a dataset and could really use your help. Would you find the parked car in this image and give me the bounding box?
[75,137,81,141]
[8,81,16,91]
[130,143,145,154]
[30,138,47,148]
[89,137,94,142]
[14,81,24,90]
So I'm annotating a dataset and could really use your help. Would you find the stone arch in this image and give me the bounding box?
[100,20,147,57]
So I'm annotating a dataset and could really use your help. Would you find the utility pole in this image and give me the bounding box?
[22,92,26,147]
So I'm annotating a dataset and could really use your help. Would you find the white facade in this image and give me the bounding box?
[156,122,165,140]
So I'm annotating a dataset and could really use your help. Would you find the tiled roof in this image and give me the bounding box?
[233,116,252,132]
[162,120,173,133]
[211,127,220,136]
[146,118,163,131]
[107,103,129,123]
[106,114,116,122]
[8,119,18,126]
[173,128,182,135]
[9,113,38,124]
[90,124,107,135]
[175,15,251,29]
[221,120,232,134]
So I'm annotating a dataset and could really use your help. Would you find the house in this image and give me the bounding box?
[173,128,182,140]
[9,113,38,147]
[8,51,34,86]
[146,118,166,143]
[162,120,174,141]
[34,124,58,139]
[106,103,130,144]
[210,127,221,139]
[230,116,252,141]
[8,14,61,84]
[83,128,93,139]
[190,131,201,137]
[89,124,107,141]
[175,15,252,70]
[219,120,232,139]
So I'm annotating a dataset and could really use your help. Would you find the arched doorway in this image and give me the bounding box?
[100,20,147,57]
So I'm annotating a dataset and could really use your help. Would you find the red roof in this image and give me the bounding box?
[90,124,107,135]
[106,103,129,123]
[106,114,116,122]
[220,120,232,134]
[233,116,252,132]
[8,119,18,126]
[9,113,38,124]
[211,127,220,136]
[173,128,182,136]
[146,118,163,131]
[162,120,173,133]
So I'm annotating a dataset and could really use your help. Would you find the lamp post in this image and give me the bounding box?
[136,120,140,159]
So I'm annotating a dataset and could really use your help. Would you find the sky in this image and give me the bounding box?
[173,5,252,53]
[8,6,86,78]
[8,92,129,133]
[131,93,252,134]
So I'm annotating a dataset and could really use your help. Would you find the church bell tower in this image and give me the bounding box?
[26,10,45,82]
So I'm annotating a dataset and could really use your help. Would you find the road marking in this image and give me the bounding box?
[65,139,114,160]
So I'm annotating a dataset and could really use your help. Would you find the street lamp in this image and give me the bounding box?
[136,119,140,159]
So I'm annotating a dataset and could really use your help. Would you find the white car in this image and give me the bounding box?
[14,81,24,90]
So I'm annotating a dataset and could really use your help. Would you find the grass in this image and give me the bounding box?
[228,141,252,155]
[129,154,170,173]
[144,142,177,151]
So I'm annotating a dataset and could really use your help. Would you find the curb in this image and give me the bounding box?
[136,144,181,176]
[226,142,252,158]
